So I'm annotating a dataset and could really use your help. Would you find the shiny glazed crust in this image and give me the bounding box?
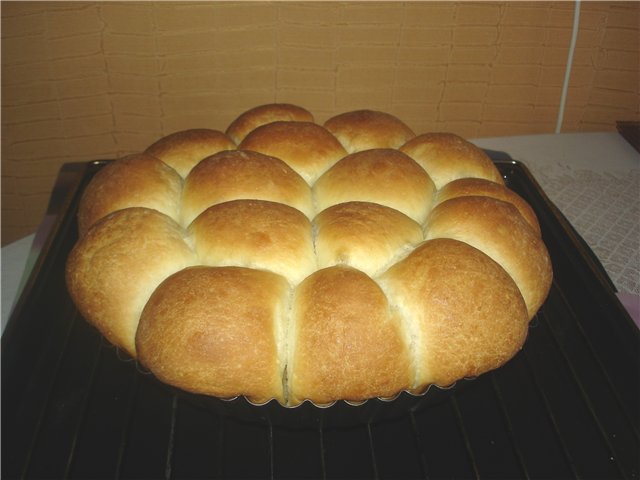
[144,128,236,178]
[401,132,504,188]
[66,104,553,407]
[226,103,314,144]
[136,266,289,405]
[324,109,415,153]
[239,121,347,184]
[312,148,436,224]
[76,153,183,236]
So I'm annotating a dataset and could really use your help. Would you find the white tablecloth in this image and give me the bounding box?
[2,233,35,332]
[473,132,639,297]
[2,132,639,331]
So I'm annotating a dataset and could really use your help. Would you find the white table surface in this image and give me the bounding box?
[473,131,639,175]
[2,233,35,332]
[2,132,639,332]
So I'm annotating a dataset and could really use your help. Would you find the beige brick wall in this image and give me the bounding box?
[2,1,638,245]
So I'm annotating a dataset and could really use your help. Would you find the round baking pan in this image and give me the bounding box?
[159,374,469,429]
[124,342,468,429]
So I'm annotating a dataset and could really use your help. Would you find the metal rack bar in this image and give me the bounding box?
[540,295,633,478]
[21,310,83,479]
[550,281,640,438]
[164,395,178,480]
[366,422,380,480]
[317,424,327,480]
[62,339,105,479]
[451,394,480,480]
[490,374,530,479]
[408,409,430,479]
[114,369,140,480]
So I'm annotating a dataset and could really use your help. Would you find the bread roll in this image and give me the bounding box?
[379,238,529,389]
[424,196,552,318]
[226,103,314,144]
[66,208,196,357]
[136,266,289,404]
[289,266,412,405]
[144,129,236,178]
[435,177,541,236]
[67,104,553,408]
[239,121,347,184]
[324,109,415,153]
[188,199,316,285]
[77,153,182,236]
[401,132,504,189]
[181,149,313,225]
[314,201,423,277]
[313,148,436,224]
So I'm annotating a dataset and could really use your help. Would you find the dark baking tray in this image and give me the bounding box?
[3,156,639,479]
[617,121,640,154]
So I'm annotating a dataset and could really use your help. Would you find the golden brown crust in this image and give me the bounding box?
[67,105,553,406]
[314,201,423,277]
[435,177,542,236]
[226,103,315,144]
[289,266,412,405]
[189,199,316,285]
[425,196,552,319]
[77,153,183,236]
[313,148,436,224]
[181,149,313,226]
[145,129,236,178]
[379,238,529,389]
[66,208,196,357]
[239,121,347,184]
[324,109,415,153]
[400,132,504,189]
[136,266,289,404]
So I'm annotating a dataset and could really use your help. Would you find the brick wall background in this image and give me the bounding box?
[2,1,639,245]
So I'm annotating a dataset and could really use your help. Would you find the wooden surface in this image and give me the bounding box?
[2,1,639,245]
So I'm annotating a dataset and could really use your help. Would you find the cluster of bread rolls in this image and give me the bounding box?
[66,104,552,407]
